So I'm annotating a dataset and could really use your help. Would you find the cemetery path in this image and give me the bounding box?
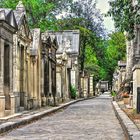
[0,94,125,140]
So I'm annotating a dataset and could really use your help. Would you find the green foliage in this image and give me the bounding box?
[111,91,116,97]
[70,85,77,99]
[0,0,127,86]
[108,0,140,39]
[104,32,126,83]
[0,0,72,31]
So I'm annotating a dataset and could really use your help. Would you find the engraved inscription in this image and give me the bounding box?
[1,28,13,42]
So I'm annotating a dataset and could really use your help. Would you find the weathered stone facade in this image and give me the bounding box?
[0,2,82,117]
[80,71,94,98]
[132,26,140,112]
[125,38,134,80]
[47,30,80,100]
[0,8,17,117]
[112,61,126,93]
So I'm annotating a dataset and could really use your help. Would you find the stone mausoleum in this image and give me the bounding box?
[48,30,80,101]
[0,1,81,118]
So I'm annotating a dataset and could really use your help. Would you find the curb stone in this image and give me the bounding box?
[112,101,140,140]
[0,97,95,134]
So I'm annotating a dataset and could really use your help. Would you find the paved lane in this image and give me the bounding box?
[0,94,125,140]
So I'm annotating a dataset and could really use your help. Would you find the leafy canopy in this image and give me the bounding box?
[108,0,140,39]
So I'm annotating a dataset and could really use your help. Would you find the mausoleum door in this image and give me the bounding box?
[44,61,49,96]
[67,69,71,98]
[4,43,11,110]
[52,64,56,96]
[19,45,24,106]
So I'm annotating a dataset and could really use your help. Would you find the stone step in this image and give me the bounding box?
[19,107,24,112]
[4,110,11,116]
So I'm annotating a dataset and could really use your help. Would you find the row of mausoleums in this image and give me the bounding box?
[0,1,94,118]
[112,25,140,113]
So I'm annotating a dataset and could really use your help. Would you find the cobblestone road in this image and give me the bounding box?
[1,94,125,140]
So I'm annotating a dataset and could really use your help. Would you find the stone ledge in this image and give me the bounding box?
[112,101,140,140]
[0,97,95,134]
[132,64,140,72]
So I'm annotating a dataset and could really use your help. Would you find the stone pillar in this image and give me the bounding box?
[9,43,15,115]
[49,61,52,94]
[118,71,122,91]
[83,77,88,98]
[33,62,38,108]
[71,69,76,86]
[41,59,46,106]
[132,65,140,110]
[23,45,28,110]
[56,66,62,102]
[37,57,41,108]
[13,35,20,113]
[62,65,68,101]
[65,66,69,100]
[89,76,94,96]
[0,39,5,117]
[30,57,38,109]
[80,77,84,97]
[126,39,134,80]
[71,59,79,97]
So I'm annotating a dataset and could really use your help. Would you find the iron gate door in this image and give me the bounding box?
[137,87,140,113]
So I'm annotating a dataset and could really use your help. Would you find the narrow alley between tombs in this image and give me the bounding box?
[0,93,125,140]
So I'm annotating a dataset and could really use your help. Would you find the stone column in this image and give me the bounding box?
[65,65,69,100]
[71,60,79,97]
[49,61,52,94]
[31,57,38,109]
[62,65,66,101]
[41,59,46,106]
[80,77,84,97]
[132,65,140,111]
[71,69,76,86]
[126,39,134,80]
[83,77,88,98]
[23,46,28,110]
[118,71,122,91]
[89,76,94,96]
[33,62,38,108]
[0,39,5,117]
[13,35,20,113]
[37,57,41,108]
[56,66,62,102]
[9,43,15,115]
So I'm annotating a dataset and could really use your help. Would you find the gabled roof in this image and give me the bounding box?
[13,1,26,26]
[13,10,25,26]
[0,8,18,29]
[41,31,58,49]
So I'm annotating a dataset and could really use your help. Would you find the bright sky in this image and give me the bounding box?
[96,0,115,32]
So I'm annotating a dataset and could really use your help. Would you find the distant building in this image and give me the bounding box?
[99,81,109,92]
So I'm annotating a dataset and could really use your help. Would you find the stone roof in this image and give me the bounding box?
[13,10,24,26]
[14,1,26,26]
[47,30,80,55]
[0,8,17,28]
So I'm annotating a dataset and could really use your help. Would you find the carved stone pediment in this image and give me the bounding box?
[17,17,31,41]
